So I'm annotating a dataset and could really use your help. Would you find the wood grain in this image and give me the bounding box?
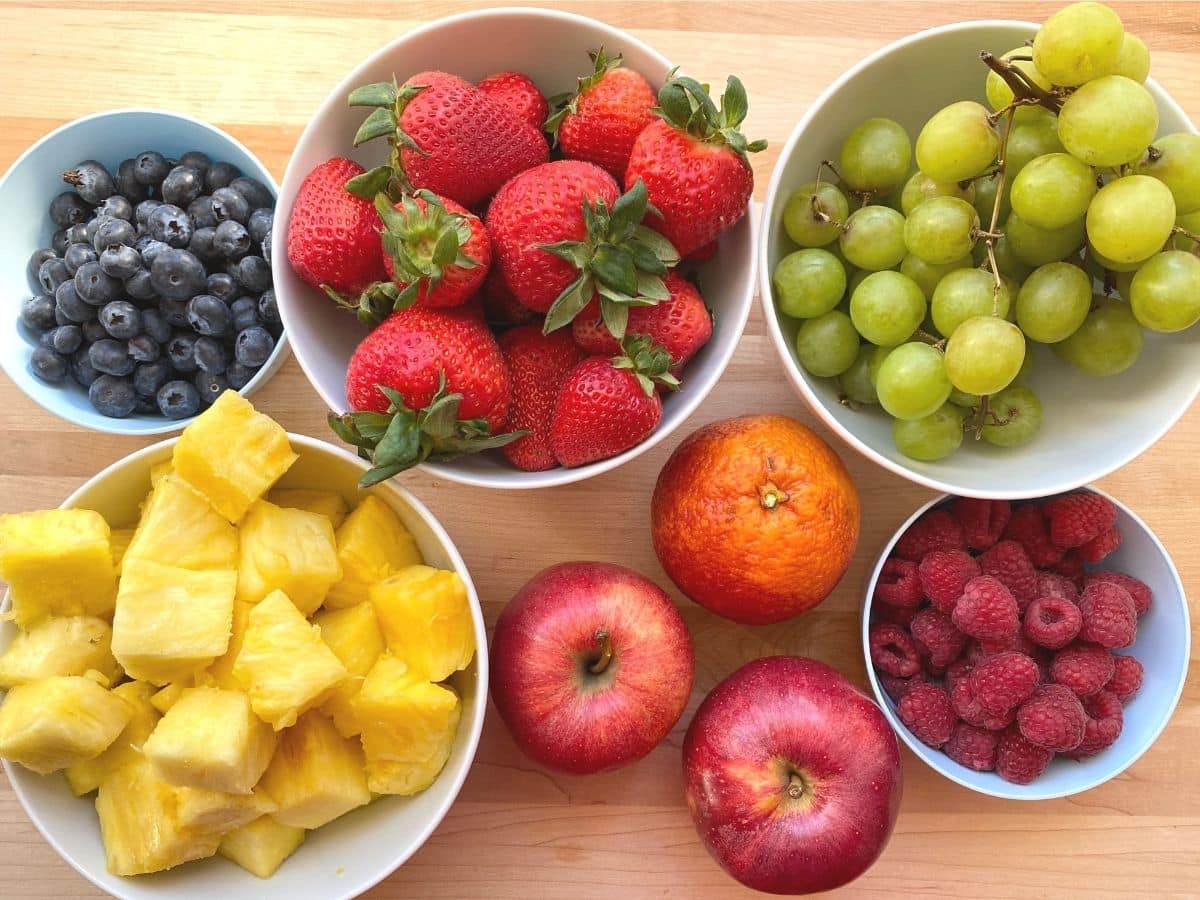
[1,2,1198,897]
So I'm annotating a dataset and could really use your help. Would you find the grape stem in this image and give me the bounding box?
[969,394,992,440]
[980,51,1063,113]
[982,105,1017,318]
[1173,225,1200,245]
[914,330,947,350]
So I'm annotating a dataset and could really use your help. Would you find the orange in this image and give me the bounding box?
[651,414,860,625]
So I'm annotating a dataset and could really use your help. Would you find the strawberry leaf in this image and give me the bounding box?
[344,165,394,200]
[353,107,398,146]
[348,82,398,109]
[600,297,629,341]
[544,273,596,334]
[651,71,766,164]
[591,244,638,296]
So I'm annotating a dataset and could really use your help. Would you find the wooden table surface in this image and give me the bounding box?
[1,2,1198,897]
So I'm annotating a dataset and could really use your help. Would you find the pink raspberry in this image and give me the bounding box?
[945,722,999,772]
[897,683,957,749]
[1044,492,1118,549]
[1023,596,1083,649]
[951,497,1010,551]
[1086,570,1151,616]
[1079,525,1121,564]
[1105,654,1144,703]
[979,540,1039,610]
[893,509,966,562]
[1049,549,1086,584]
[995,724,1054,784]
[950,677,1015,730]
[1078,581,1137,648]
[874,557,923,608]
[1017,684,1087,752]
[874,601,919,628]
[969,651,1040,713]
[1051,643,1115,697]
[880,672,926,703]
[918,549,980,614]
[945,655,976,694]
[1036,571,1079,604]
[911,607,968,669]
[980,629,1040,658]
[952,576,1020,642]
[1070,690,1123,758]
[1002,504,1064,567]
[869,622,922,677]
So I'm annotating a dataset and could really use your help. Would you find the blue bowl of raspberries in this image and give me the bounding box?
[1,108,287,434]
[863,488,1190,800]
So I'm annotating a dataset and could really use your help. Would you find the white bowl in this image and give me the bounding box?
[862,489,1190,801]
[0,433,487,899]
[759,21,1200,499]
[0,108,289,436]
[272,7,756,489]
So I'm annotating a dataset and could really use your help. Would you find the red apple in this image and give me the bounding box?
[684,656,902,894]
[489,561,694,774]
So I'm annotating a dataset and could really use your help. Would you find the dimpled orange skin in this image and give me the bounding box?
[652,414,861,625]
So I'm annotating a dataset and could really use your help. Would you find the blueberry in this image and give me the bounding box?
[135,199,162,226]
[89,374,137,417]
[38,257,71,293]
[38,328,58,348]
[188,226,219,261]
[100,301,141,340]
[194,370,228,406]
[150,248,207,300]
[134,394,158,414]
[235,325,275,367]
[99,245,142,280]
[230,296,260,332]
[96,195,133,221]
[138,238,171,267]
[30,346,68,383]
[92,218,135,252]
[127,333,161,363]
[210,187,249,224]
[50,229,71,255]
[229,176,273,211]
[51,325,83,354]
[161,165,204,206]
[49,191,92,228]
[187,294,232,336]
[124,269,158,303]
[261,235,272,266]
[225,361,257,390]
[115,158,150,203]
[84,215,112,246]
[64,242,98,275]
[20,294,57,331]
[159,296,191,328]
[187,195,218,229]
[147,204,193,248]
[257,288,280,326]
[71,347,101,387]
[204,160,240,193]
[179,150,211,175]
[74,261,120,305]
[157,379,201,419]
[89,338,134,376]
[193,336,228,374]
[27,248,57,285]
[81,319,108,344]
[64,160,115,204]
[54,306,70,327]
[140,308,172,344]
[166,333,199,372]
[213,220,250,258]
[205,272,239,303]
[133,150,171,188]
[134,360,172,397]
[55,281,95,322]
[235,255,272,292]
[246,207,275,245]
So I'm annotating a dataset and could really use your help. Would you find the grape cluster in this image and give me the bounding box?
[773,1,1200,463]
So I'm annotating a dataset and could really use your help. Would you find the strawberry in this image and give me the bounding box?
[625,73,766,257]
[482,266,541,330]
[477,71,549,133]
[551,335,679,467]
[498,326,585,471]
[686,240,720,262]
[546,48,657,179]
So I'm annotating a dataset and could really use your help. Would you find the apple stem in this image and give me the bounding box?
[787,773,805,800]
[588,630,614,675]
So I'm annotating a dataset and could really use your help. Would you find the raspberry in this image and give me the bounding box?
[893,509,965,562]
[874,558,923,608]
[1086,570,1151,616]
[1105,654,1144,703]
[1078,581,1137,648]
[1070,690,1123,757]
[951,576,1019,642]
[952,497,1010,551]
[880,672,925,703]
[1050,643,1115,698]
[950,677,1015,730]
[1002,504,1064,567]
[918,549,980,614]
[874,601,919,627]
[1045,491,1118,549]
[1023,596,1083,649]
[1049,549,1086,584]
[969,651,1040,713]
[1036,571,1079,604]
[897,683,957,748]
[869,623,922,677]
[911,607,968,669]
[981,629,1040,658]
[945,655,976,694]
[979,540,1039,610]
[1079,525,1121,564]
[945,722,999,771]
[1017,683,1087,752]
[995,725,1054,784]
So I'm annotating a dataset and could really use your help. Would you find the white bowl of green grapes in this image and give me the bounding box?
[760,4,1200,499]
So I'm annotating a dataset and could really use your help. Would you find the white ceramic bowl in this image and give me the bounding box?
[0,433,487,899]
[862,488,1190,801]
[273,7,756,489]
[0,108,289,436]
[760,21,1200,499]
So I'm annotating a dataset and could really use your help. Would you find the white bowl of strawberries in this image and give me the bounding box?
[272,8,760,488]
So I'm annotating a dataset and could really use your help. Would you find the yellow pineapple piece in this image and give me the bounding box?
[314,603,385,737]
[0,616,120,688]
[370,565,475,682]
[236,500,342,614]
[172,391,298,523]
[176,787,274,834]
[233,590,347,730]
[200,600,253,692]
[325,495,422,609]
[0,509,117,627]
[267,488,350,529]
[0,675,130,774]
[218,815,305,878]
[123,474,237,571]
[64,680,160,796]
[109,527,135,571]
[143,686,275,794]
[257,712,370,828]
[151,682,186,714]
[149,459,174,487]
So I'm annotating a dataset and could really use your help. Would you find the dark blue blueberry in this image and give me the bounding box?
[257,288,280,325]
[150,248,207,300]
[92,217,136,252]
[115,158,150,203]
[161,165,204,206]
[179,150,211,175]
[147,205,193,248]
[89,374,137,417]
[205,272,238,303]
[204,160,240,193]
[261,235,272,265]
[187,294,232,336]
[99,245,143,280]
[134,360,172,397]
[96,195,133,221]
[51,325,83,354]
[50,229,70,255]
[27,249,57,285]
[65,223,89,244]
[229,176,273,210]
[135,199,162,226]
[210,187,249,224]
[235,255,271,292]
[64,242,98,275]
[73,261,120,305]
[187,195,218,229]
[246,207,274,245]
[99,301,141,340]
[140,308,172,344]
[157,379,201,419]
[124,269,158,303]
[230,296,260,332]
[20,294,57,331]
[30,346,68,383]
[159,296,190,328]
[193,335,228,374]
[84,215,113,245]
[234,325,274,367]
[212,220,250,259]
[194,371,228,406]
[54,305,70,326]
[135,394,159,415]
[166,333,199,372]
[55,281,96,323]
[188,226,219,262]
[127,333,160,363]
[63,160,115,204]
[138,238,170,267]
[225,361,257,390]
[89,338,134,377]
[71,347,101,387]
[38,329,58,348]
[133,151,170,188]
[81,319,108,344]
[49,191,92,228]
[38,257,71,293]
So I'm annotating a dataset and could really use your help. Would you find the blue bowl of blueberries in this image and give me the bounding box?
[0,108,287,434]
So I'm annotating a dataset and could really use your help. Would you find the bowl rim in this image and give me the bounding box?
[0,431,488,899]
[272,6,757,490]
[859,486,1192,801]
[0,106,290,438]
[757,19,1200,500]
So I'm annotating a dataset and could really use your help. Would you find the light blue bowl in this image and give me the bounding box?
[0,108,288,435]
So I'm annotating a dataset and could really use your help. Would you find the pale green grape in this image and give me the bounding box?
[932,268,1012,337]
[1054,296,1144,375]
[901,253,973,300]
[773,249,847,319]
[1172,209,1200,252]
[838,344,888,405]
[893,403,965,461]
[1010,153,1097,230]
[1005,116,1066,177]
[1088,242,1152,273]
[944,316,1026,395]
[1015,347,1036,382]
[1114,267,1136,301]
[1129,250,1200,332]
[795,310,860,377]
[1059,76,1158,167]
[1006,211,1086,267]
[985,48,1055,123]
[849,271,926,347]
[949,387,981,409]
[1137,132,1200,215]
[839,118,912,195]
[1033,1,1124,86]
[972,172,1012,227]
[916,101,1001,183]
[876,342,952,420]
[982,385,1043,447]
[900,172,976,216]
[1001,275,1024,320]
[839,205,907,271]
[1015,261,1093,342]
[848,267,872,297]
[1086,175,1176,265]
[783,181,850,247]
[1113,33,1151,82]
[973,232,1033,282]
[903,197,980,265]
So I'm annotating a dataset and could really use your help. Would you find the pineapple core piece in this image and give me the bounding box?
[370,565,475,682]
[172,390,298,523]
[143,686,276,794]
[325,494,423,609]
[0,508,117,627]
[233,590,347,730]
[123,474,237,571]
[109,527,135,572]
[200,600,253,692]
[111,561,236,685]
[0,675,130,774]
[176,787,275,835]
[236,500,342,614]
[219,815,306,879]
[65,680,160,796]
[0,615,120,688]
[257,711,371,829]
[267,488,350,529]
[314,602,385,737]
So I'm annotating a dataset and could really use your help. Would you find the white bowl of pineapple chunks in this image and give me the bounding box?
[0,391,486,899]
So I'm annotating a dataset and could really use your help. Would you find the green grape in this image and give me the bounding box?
[1137,132,1200,215]
[931,268,1011,337]
[847,267,872,297]
[1054,296,1144,375]
[916,101,1001,183]
[901,253,973,300]
[1032,1,1124,86]
[1058,76,1158,167]
[795,310,860,377]
[949,387,981,409]
[1088,242,1151,273]
[1114,267,1136,301]
[985,48,1054,123]
[1010,153,1097,230]
[1001,275,1024,320]
[1172,209,1200,252]
[1015,261,1093,342]
[982,385,1043,448]
[838,344,888,405]
[839,118,912,195]
[867,344,892,386]
[973,233,1033,282]
[1129,250,1200,332]
[1005,116,1066,177]
[783,181,850,247]
[944,316,1026,395]
[1113,33,1151,83]
[903,196,980,265]
[1015,346,1035,383]
[772,249,847,319]
[900,171,976,216]
[972,172,1011,228]
[839,205,907,271]
[849,271,927,347]
[875,342,952,420]
[1086,175,1177,265]
[1006,211,1086,267]
[893,403,965,461]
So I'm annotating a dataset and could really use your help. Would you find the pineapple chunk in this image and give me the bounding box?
[109,527,135,571]
[370,565,475,682]
[0,508,117,627]
[314,603,385,737]
[149,459,174,487]
[0,676,130,774]
[0,616,120,688]
[172,390,298,523]
[176,787,274,834]
[233,590,347,730]
[143,686,275,794]
[200,600,253,692]
[236,500,342,614]
[65,680,160,796]
[268,488,350,529]
[112,561,236,684]
[123,475,237,571]
[151,682,186,714]
[257,712,370,829]
[219,815,305,878]
[325,495,422,609]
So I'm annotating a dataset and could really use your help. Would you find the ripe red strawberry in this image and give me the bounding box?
[476,71,549,133]
[625,73,765,257]
[482,267,540,329]
[685,240,719,262]
[498,326,585,472]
